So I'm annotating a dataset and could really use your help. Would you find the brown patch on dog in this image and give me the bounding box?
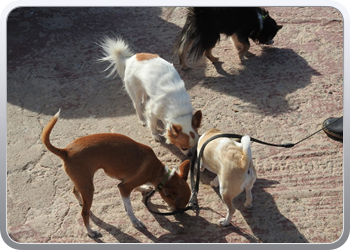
[167,124,191,151]
[135,53,159,61]
[192,110,202,134]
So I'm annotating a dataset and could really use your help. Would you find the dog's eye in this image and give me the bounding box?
[181,148,189,151]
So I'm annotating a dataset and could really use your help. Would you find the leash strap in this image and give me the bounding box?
[144,189,194,216]
[144,167,194,216]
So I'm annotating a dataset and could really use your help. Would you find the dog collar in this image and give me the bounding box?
[155,167,175,192]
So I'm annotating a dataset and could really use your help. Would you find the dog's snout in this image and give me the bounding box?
[268,39,274,45]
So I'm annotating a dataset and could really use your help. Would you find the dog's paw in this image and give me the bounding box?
[132,219,145,228]
[244,201,253,209]
[153,134,162,142]
[139,120,146,126]
[88,230,102,238]
[218,218,230,227]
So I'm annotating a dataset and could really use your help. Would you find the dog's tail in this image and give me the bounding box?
[98,37,134,79]
[41,109,68,161]
[173,8,197,59]
[173,7,215,61]
[241,135,252,170]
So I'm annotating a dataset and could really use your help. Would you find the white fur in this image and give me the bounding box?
[241,135,252,160]
[99,37,198,152]
[197,132,207,172]
[98,37,133,79]
[121,196,144,228]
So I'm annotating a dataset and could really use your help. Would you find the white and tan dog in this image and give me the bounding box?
[99,37,202,156]
[197,128,256,226]
[42,110,191,237]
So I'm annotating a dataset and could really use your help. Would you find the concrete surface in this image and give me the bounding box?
[7,7,343,244]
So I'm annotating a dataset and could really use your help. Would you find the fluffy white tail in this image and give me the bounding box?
[241,135,251,156]
[98,37,134,79]
[241,135,252,169]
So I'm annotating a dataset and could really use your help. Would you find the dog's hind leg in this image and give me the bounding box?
[124,80,146,126]
[76,181,101,237]
[244,167,256,209]
[179,40,193,71]
[204,47,219,63]
[219,191,236,226]
[203,33,220,64]
[72,185,83,206]
[244,184,254,209]
[219,180,243,226]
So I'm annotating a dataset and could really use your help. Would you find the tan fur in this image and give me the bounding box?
[135,53,159,61]
[204,48,219,63]
[197,128,257,226]
[41,111,190,237]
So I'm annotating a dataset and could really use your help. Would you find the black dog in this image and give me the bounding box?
[173,7,283,70]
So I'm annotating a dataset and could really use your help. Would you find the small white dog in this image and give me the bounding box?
[197,128,257,226]
[99,37,202,155]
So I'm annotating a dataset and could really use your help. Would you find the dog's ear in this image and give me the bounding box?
[170,124,182,136]
[192,110,202,129]
[178,160,190,180]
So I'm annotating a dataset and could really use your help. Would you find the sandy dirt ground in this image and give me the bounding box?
[7,7,343,244]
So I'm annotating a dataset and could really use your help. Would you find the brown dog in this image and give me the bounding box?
[41,110,191,237]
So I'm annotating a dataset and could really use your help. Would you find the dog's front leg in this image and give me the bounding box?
[121,196,145,228]
[230,34,250,61]
[146,108,161,142]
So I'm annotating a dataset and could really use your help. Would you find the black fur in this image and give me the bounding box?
[174,7,283,69]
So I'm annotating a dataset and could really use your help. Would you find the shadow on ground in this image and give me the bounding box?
[8,7,319,119]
